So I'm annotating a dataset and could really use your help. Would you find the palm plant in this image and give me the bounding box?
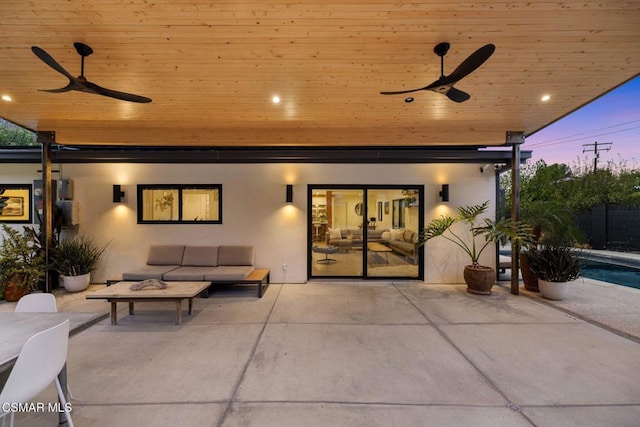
[420,201,533,267]
[520,200,583,249]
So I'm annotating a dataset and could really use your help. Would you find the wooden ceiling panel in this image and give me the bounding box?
[1,0,639,148]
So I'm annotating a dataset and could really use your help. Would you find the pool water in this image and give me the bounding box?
[580,259,640,290]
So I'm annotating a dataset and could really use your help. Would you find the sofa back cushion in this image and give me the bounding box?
[368,229,387,239]
[182,246,219,267]
[404,230,418,243]
[147,245,185,265]
[218,245,255,266]
[346,229,362,239]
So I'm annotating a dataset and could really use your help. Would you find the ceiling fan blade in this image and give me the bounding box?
[447,44,495,83]
[86,81,152,103]
[380,86,429,95]
[31,46,75,80]
[38,82,76,93]
[445,87,471,103]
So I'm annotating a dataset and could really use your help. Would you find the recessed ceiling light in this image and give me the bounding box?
[541,94,551,102]
[1,95,12,102]
[272,95,281,104]
[405,97,414,103]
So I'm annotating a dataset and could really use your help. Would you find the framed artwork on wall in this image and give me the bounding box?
[0,184,32,223]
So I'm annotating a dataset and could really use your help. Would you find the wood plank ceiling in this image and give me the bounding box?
[0,1,639,148]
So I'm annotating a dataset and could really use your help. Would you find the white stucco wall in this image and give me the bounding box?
[1,162,497,284]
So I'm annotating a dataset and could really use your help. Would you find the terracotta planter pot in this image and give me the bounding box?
[539,279,573,301]
[2,273,28,302]
[463,265,495,295]
[62,273,91,293]
[519,252,539,292]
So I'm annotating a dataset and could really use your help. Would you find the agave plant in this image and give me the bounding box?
[419,201,533,267]
[51,234,108,277]
[529,245,580,282]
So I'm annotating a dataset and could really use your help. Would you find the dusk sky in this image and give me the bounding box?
[524,75,640,169]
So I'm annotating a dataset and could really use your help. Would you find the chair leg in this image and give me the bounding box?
[59,365,73,400]
[0,412,14,427]
[54,378,74,427]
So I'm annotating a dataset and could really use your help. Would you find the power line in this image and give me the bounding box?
[526,119,640,147]
[526,124,640,149]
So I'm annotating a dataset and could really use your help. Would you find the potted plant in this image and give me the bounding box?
[419,201,532,295]
[529,243,580,300]
[51,234,108,293]
[0,224,46,301]
[519,201,583,291]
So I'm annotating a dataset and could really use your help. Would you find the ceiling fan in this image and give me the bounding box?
[31,42,152,103]
[380,42,495,103]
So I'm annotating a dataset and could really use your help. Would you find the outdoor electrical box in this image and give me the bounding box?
[57,180,74,200]
[57,200,79,226]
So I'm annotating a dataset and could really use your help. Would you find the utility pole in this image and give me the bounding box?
[582,141,612,172]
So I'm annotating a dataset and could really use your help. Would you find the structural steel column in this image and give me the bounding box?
[38,131,55,292]
[507,131,525,295]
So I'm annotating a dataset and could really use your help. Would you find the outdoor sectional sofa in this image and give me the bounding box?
[122,245,269,297]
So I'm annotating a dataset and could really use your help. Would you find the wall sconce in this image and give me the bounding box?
[113,184,125,203]
[439,184,449,202]
[286,184,293,203]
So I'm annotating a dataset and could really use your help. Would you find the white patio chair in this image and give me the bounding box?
[14,293,57,313]
[14,293,73,400]
[0,320,74,427]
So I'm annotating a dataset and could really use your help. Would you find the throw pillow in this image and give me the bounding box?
[390,229,404,241]
[328,227,342,240]
[381,231,391,240]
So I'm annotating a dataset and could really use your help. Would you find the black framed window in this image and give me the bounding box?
[137,184,222,224]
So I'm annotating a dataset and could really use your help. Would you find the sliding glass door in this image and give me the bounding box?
[309,185,423,280]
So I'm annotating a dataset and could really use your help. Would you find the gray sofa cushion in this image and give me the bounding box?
[182,246,219,267]
[204,266,254,281]
[218,246,254,266]
[147,245,185,265]
[163,266,213,281]
[403,230,417,243]
[123,265,179,281]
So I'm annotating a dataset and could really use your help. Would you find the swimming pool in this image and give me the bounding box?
[579,259,640,290]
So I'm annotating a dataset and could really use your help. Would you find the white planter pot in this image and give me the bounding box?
[538,279,572,301]
[62,273,91,293]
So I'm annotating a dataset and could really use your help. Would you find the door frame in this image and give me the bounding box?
[307,184,424,280]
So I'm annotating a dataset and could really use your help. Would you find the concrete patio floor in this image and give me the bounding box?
[2,279,640,426]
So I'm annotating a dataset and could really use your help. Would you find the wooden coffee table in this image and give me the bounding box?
[367,242,393,264]
[86,281,211,325]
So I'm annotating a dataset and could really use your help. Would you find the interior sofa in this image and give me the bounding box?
[123,245,255,283]
[325,227,388,248]
[382,229,420,263]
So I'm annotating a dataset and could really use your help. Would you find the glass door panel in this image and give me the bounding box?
[310,188,363,277]
[366,188,420,278]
